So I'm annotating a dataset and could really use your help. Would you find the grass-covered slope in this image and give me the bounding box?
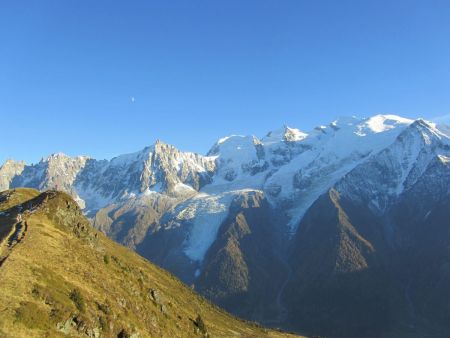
[0,188,301,338]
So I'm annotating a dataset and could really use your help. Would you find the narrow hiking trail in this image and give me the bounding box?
[0,203,34,268]
[0,191,59,267]
[0,219,28,267]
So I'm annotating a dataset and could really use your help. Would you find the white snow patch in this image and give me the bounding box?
[364,114,413,134]
[143,188,156,196]
[438,154,450,164]
[75,184,114,212]
[180,192,234,262]
[217,135,244,145]
[173,183,196,194]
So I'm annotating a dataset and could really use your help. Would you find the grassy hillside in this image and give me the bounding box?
[0,188,301,338]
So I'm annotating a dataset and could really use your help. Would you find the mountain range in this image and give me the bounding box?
[3,114,450,337]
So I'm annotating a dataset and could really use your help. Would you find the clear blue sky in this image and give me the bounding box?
[1,1,450,164]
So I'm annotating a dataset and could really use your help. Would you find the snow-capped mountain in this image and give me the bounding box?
[3,114,450,337]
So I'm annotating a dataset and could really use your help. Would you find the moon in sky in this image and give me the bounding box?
[131,97,135,103]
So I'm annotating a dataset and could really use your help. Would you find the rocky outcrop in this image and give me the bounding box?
[0,160,25,191]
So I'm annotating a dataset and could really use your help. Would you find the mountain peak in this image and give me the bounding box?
[207,135,258,156]
[1,159,26,168]
[154,138,172,147]
[362,114,413,133]
[262,126,307,145]
[399,117,450,145]
[153,139,179,152]
[41,152,68,163]
[41,153,90,165]
[283,126,307,142]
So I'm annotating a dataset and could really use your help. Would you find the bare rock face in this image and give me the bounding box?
[4,154,89,208]
[148,140,216,193]
[0,160,25,191]
[92,192,178,250]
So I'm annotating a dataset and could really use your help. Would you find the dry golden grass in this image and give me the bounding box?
[0,189,302,338]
